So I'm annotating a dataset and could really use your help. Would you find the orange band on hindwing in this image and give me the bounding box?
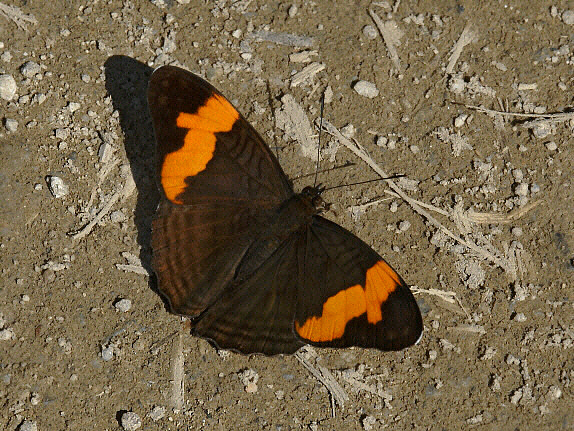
[295,260,401,342]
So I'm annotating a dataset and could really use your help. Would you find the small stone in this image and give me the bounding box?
[120,411,142,431]
[101,346,114,361]
[548,386,562,399]
[30,392,41,405]
[0,74,17,100]
[511,227,523,236]
[545,141,557,151]
[531,122,551,139]
[514,183,529,197]
[363,25,378,39]
[4,118,18,132]
[110,210,126,223]
[288,4,298,17]
[353,80,379,98]
[398,220,411,232]
[67,102,81,113]
[148,406,166,421]
[81,74,91,83]
[513,312,527,322]
[46,176,69,198]
[362,415,377,430]
[562,10,574,25]
[454,114,468,128]
[0,328,15,340]
[1,51,12,62]
[18,420,38,431]
[42,268,56,283]
[20,61,42,78]
[341,124,356,139]
[231,29,242,38]
[114,298,132,312]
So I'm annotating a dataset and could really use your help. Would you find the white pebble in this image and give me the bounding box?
[0,328,15,340]
[20,61,42,78]
[398,220,411,232]
[513,312,527,322]
[18,420,38,431]
[115,298,132,312]
[101,346,114,361]
[454,114,468,128]
[148,406,166,421]
[545,141,557,151]
[511,227,523,237]
[67,102,81,113]
[362,25,378,39]
[288,4,298,17]
[4,118,18,132]
[562,10,574,25]
[514,183,529,197]
[353,80,379,98]
[46,176,69,198]
[121,411,142,431]
[0,74,17,100]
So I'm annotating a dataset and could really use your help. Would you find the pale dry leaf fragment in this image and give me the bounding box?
[446,22,478,74]
[289,50,318,63]
[249,30,314,47]
[433,126,473,156]
[0,2,37,31]
[290,62,325,88]
[369,9,403,71]
[275,94,319,160]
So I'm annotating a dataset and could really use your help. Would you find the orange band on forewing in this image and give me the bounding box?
[295,260,400,342]
[160,94,239,203]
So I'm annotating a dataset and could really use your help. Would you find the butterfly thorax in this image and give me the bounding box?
[233,187,326,281]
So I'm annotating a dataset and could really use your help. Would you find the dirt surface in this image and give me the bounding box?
[1,1,573,430]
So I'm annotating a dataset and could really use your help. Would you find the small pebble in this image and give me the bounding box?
[115,298,132,312]
[545,141,557,151]
[120,411,142,431]
[362,25,378,39]
[101,346,114,361]
[514,183,529,197]
[562,10,574,25]
[398,220,411,232]
[511,227,523,237]
[288,4,298,17]
[0,328,15,340]
[47,176,69,198]
[513,312,527,322]
[20,61,42,78]
[454,114,468,128]
[4,118,18,132]
[353,80,379,98]
[148,406,166,422]
[18,420,38,431]
[0,74,17,100]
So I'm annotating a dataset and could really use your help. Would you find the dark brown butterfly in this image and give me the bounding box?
[148,65,423,355]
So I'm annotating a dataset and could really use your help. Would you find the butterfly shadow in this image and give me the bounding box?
[103,55,163,298]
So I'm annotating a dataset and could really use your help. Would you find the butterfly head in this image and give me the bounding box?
[301,185,331,214]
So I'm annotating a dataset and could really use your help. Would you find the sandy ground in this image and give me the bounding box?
[1,1,573,430]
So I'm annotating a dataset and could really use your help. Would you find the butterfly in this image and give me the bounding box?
[147,65,423,355]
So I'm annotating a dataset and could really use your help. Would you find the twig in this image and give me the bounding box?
[446,22,477,74]
[369,8,403,72]
[70,174,136,240]
[171,327,185,410]
[295,347,349,412]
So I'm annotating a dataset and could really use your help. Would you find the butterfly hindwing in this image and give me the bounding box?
[294,216,423,350]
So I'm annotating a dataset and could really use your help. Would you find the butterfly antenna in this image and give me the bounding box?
[313,91,325,188]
